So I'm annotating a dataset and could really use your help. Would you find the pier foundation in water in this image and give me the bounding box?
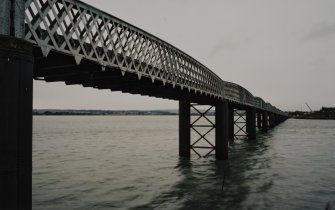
[0,36,33,210]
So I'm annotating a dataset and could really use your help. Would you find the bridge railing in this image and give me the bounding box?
[254,97,265,109]
[24,0,221,96]
[222,82,254,106]
[23,0,287,116]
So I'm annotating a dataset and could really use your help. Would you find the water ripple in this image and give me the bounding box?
[33,117,335,209]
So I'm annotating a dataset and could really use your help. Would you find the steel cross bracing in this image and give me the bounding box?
[22,0,287,116]
[190,104,215,158]
[234,110,248,140]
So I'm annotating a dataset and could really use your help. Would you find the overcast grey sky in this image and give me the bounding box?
[34,0,335,111]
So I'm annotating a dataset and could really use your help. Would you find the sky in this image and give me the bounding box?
[33,0,335,111]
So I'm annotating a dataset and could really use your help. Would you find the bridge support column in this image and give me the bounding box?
[228,105,234,141]
[269,113,275,128]
[257,111,262,129]
[246,108,256,140]
[261,111,268,132]
[0,36,33,210]
[277,115,281,124]
[215,100,229,160]
[274,114,279,126]
[179,100,191,157]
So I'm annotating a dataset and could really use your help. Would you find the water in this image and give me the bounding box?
[33,116,335,210]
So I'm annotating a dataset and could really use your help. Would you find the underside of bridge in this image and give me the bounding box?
[0,36,33,210]
[33,49,220,105]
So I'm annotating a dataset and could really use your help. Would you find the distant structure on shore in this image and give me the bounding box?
[289,107,335,119]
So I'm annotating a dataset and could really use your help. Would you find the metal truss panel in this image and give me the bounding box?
[190,104,215,158]
[234,110,248,140]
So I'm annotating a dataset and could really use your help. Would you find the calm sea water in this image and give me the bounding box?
[33,116,335,210]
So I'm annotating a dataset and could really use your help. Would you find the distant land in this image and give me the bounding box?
[33,109,178,116]
[33,109,219,116]
[287,107,335,119]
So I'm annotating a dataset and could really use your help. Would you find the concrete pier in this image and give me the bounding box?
[0,36,33,210]
[215,100,229,160]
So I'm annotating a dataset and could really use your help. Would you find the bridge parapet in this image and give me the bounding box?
[265,103,271,111]
[24,0,223,97]
[254,97,264,109]
[221,81,254,106]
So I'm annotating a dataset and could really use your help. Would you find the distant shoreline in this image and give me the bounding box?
[33,109,178,116]
[33,109,218,116]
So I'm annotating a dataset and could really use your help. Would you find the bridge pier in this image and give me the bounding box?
[246,108,256,140]
[230,107,258,140]
[215,100,229,160]
[269,113,276,128]
[0,36,33,210]
[261,111,268,132]
[275,114,280,126]
[257,111,262,129]
[179,100,191,157]
[179,100,229,160]
[228,105,234,141]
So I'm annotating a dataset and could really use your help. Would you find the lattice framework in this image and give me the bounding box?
[234,110,248,140]
[190,104,215,158]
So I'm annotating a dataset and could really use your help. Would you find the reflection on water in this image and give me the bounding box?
[33,117,335,210]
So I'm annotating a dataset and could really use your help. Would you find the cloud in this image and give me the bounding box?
[305,22,335,41]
